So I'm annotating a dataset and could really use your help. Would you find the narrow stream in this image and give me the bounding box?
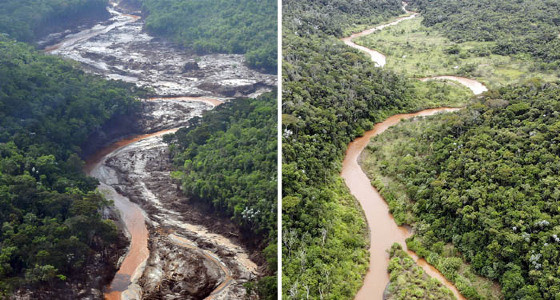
[341,11,417,67]
[419,76,488,95]
[341,2,488,94]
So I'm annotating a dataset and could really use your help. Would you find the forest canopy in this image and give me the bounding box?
[0,38,142,295]
[408,0,560,66]
[365,81,560,299]
[167,92,278,299]
[141,0,277,73]
[282,0,472,298]
[0,0,108,42]
[283,0,404,37]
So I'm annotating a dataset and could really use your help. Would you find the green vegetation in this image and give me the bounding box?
[407,0,560,66]
[166,92,277,299]
[386,243,455,300]
[0,38,143,295]
[141,0,277,73]
[282,0,473,297]
[0,0,108,42]
[362,116,502,299]
[355,17,560,88]
[283,0,404,37]
[363,81,560,299]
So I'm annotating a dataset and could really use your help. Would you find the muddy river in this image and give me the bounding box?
[43,0,272,299]
[341,2,488,95]
[341,108,465,300]
[339,2,492,299]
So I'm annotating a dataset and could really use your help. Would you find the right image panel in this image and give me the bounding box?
[281,0,560,299]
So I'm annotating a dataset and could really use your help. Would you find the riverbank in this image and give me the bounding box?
[341,108,465,300]
[360,115,503,299]
[83,96,264,299]
[353,15,559,88]
[41,0,274,298]
[336,2,508,297]
[42,2,275,98]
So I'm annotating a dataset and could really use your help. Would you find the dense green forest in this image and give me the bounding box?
[141,0,277,73]
[283,0,404,37]
[386,244,455,300]
[282,0,473,298]
[0,38,143,295]
[408,0,560,68]
[0,0,108,42]
[166,92,277,299]
[363,81,560,299]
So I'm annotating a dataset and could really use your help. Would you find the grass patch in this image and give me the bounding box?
[387,243,456,300]
[354,17,559,89]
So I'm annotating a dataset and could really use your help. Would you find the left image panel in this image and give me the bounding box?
[0,0,277,299]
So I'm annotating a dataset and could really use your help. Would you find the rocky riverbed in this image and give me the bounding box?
[40,0,273,299]
[42,2,275,98]
[94,126,259,299]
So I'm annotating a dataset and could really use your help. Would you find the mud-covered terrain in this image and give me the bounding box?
[42,2,275,98]
[42,1,272,299]
[138,99,212,133]
[93,130,260,299]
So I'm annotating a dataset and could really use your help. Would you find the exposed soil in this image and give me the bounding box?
[93,127,261,299]
[41,0,275,298]
[42,2,275,98]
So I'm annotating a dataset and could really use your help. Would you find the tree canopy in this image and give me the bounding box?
[365,81,560,299]
[166,92,277,299]
[281,0,471,298]
[408,0,560,67]
[141,0,277,73]
[0,38,143,296]
[0,0,108,42]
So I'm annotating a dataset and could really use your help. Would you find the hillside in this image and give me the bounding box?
[167,92,278,299]
[0,38,143,297]
[281,0,473,298]
[0,0,108,42]
[141,0,277,73]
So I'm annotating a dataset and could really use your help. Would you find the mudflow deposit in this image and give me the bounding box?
[41,0,275,299]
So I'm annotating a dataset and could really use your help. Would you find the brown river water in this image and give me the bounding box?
[42,0,271,297]
[147,96,224,107]
[341,12,418,67]
[339,2,492,297]
[84,97,226,300]
[341,108,465,300]
[86,129,174,300]
[342,2,488,95]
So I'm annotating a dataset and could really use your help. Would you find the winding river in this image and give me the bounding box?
[86,129,174,300]
[342,2,488,95]
[341,109,465,300]
[341,9,417,67]
[340,2,490,299]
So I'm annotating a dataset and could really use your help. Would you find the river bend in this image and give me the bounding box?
[342,2,488,95]
[340,2,491,299]
[44,1,269,299]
